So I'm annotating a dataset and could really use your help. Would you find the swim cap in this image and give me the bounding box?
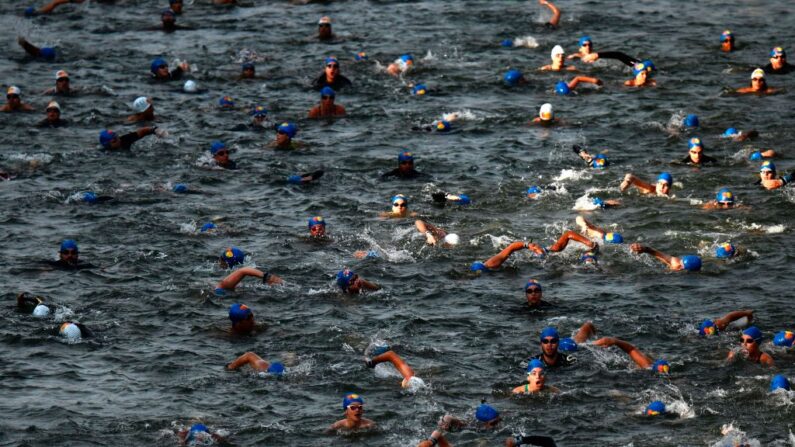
[680,255,701,272]
[773,330,795,348]
[249,105,267,117]
[210,140,226,155]
[186,424,210,443]
[443,233,460,246]
[287,175,302,184]
[24,6,37,16]
[60,239,78,252]
[82,192,97,203]
[241,62,255,71]
[267,362,285,375]
[99,130,117,148]
[715,188,734,205]
[651,359,670,374]
[150,57,167,73]
[592,197,605,208]
[318,16,332,25]
[760,160,776,172]
[46,101,61,112]
[578,36,592,47]
[221,246,245,268]
[527,186,542,197]
[743,326,763,343]
[770,47,786,58]
[354,51,368,61]
[40,47,56,60]
[412,84,428,95]
[132,96,151,113]
[550,45,564,58]
[400,54,414,64]
[7,86,21,96]
[751,68,765,80]
[715,243,736,259]
[645,401,666,416]
[770,375,791,392]
[526,359,546,373]
[308,216,326,229]
[524,279,542,292]
[436,120,452,131]
[324,56,338,65]
[720,30,733,42]
[688,137,703,150]
[55,70,69,80]
[320,86,336,97]
[555,81,571,95]
[59,322,81,340]
[657,172,673,185]
[391,194,408,206]
[559,337,578,352]
[540,327,559,342]
[503,69,523,86]
[33,304,51,317]
[475,403,499,422]
[277,122,298,138]
[183,80,198,93]
[342,393,363,410]
[723,127,739,137]
[748,151,762,161]
[580,251,598,265]
[218,96,235,107]
[633,60,654,77]
[229,303,253,323]
[200,222,216,232]
[470,261,487,272]
[591,154,608,169]
[683,115,699,128]
[539,103,553,121]
[501,39,513,47]
[161,8,175,18]
[699,319,717,336]
[398,151,414,162]
[336,268,356,291]
[370,344,391,356]
[603,232,623,244]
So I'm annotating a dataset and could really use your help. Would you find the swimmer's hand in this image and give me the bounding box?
[582,53,600,63]
[629,243,647,254]
[431,192,447,203]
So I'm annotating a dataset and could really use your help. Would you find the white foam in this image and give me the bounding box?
[512,36,539,48]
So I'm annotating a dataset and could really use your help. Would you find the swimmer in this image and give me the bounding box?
[540,45,576,72]
[36,101,67,127]
[238,62,256,80]
[683,114,699,129]
[554,76,603,95]
[228,303,256,335]
[644,401,666,417]
[722,127,760,143]
[380,194,418,218]
[532,323,596,368]
[576,40,640,66]
[680,137,717,165]
[531,103,557,125]
[126,96,155,123]
[177,423,224,446]
[593,336,670,374]
[773,330,795,348]
[735,68,776,94]
[625,60,656,87]
[43,70,76,95]
[23,0,90,16]
[620,172,672,197]
[756,161,792,190]
[701,187,740,210]
[308,87,346,118]
[98,127,158,150]
[58,321,91,340]
[17,37,56,61]
[226,352,285,374]
[537,0,561,27]
[17,292,52,317]
[328,394,376,432]
[436,403,503,432]
[365,348,419,389]
[504,69,527,87]
[248,105,268,129]
[414,220,457,246]
[46,239,94,270]
[313,56,352,91]
[387,54,414,76]
[150,57,189,81]
[431,191,471,206]
[762,47,794,75]
[269,122,301,150]
[169,0,183,14]
[472,231,594,273]
[698,310,754,336]
[1,86,35,112]
[567,36,595,61]
[308,216,327,238]
[317,16,335,41]
[218,95,236,110]
[573,145,613,170]
[727,326,774,366]
[720,30,735,53]
[629,243,702,271]
[382,151,426,180]
[523,279,552,309]
[513,359,558,394]
[336,268,380,294]
[209,140,237,170]
[157,8,191,32]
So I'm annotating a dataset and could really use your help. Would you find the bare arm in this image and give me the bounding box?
[620,174,654,194]
[630,243,679,269]
[573,321,596,343]
[359,279,380,291]
[547,230,596,252]
[568,76,602,89]
[415,220,445,245]
[593,337,653,368]
[418,430,451,447]
[216,267,276,290]
[539,0,560,26]
[714,310,753,330]
[484,241,529,269]
[17,37,41,57]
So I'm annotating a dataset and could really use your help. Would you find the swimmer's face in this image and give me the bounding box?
[170,1,182,13]
[276,130,290,145]
[213,149,229,164]
[771,54,785,69]
[527,368,545,388]
[656,181,670,196]
[252,115,266,125]
[60,248,79,265]
[760,169,774,180]
[398,159,414,174]
[345,403,363,421]
[241,68,255,78]
[325,62,339,79]
[55,77,70,92]
[721,39,734,52]
[309,224,326,237]
[392,200,408,216]
[46,108,60,121]
[541,337,559,356]
[525,287,543,306]
[741,335,759,354]
[318,23,332,39]
[635,70,648,84]
[321,94,335,104]
[162,13,175,25]
[233,316,255,334]
[750,76,766,91]
[580,41,592,54]
[155,64,170,78]
[553,53,564,63]
[6,94,20,106]
[688,146,703,163]
[346,275,362,293]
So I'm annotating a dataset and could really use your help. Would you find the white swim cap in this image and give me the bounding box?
[751,68,765,80]
[59,322,81,340]
[183,80,198,93]
[132,96,151,113]
[539,103,553,121]
[33,304,51,317]
[443,233,460,246]
[551,45,565,58]
[46,101,61,111]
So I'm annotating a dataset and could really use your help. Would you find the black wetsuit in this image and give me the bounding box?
[36,118,68,128]
[596,51,640,67]
[763,62,795,75]
[46,259,94,270]
[381,168,425,180]
[217,160,238,170]
[512,434,557,447]
[312,73,352,91]
[153,66,184,81]
[118,132,146,150]
[531,352,575,368]
[680,154,717,165]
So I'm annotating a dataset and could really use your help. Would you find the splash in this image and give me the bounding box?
[512,36,539,48]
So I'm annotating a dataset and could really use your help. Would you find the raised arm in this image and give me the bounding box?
[593,336,653,368]
[630,243,677,269]
[547,230,596,252]
[620,174,654,194]
[539,0,561,27]
[714,310,754,331]
[484,241,531,269]
[17,37,41,57]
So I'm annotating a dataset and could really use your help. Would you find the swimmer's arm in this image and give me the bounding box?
[630,243,677,269]
[216,267,270,289]
[760,353,775,367]
[594,337,653,368]
[39,0,77,14]
[17,37,41,57]
[20,104,36,112]
[567,53,583,60]
[336,105,347,116]
[133,126,157,140]
[620,174,654,193]
[438,414,467,431]
[360,279,380,291]
[568,76,602,89]
[700,201,719,210]
[308,107,320,119]
[418,430,451,447]
[759,149,775,157]
[326,419,346,433]
[714,310,754,330]
[415,220,443,245]
[539,0,561,27]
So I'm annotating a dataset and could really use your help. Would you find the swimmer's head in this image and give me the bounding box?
[524,279,542,292]
[539,327,560,343]
[651,359,670,375]
[172,183,188,193]
[320,86,336,99]
[59,322,81,340]
[539,103,553,121]
[99,130,118,149]
[773,330,795,348]
[688,137,703,150]
[657,172,673,185]
[249,105,267,117]
[60,239,79,253]
[200,222,216,233]
[699,319,717,336]
[132,96,151,113]
[720,30,733,42]
[760,160,776,173]
[580,251,598,265]
[603,232,623,244]
[526,358,546,374]
[399,54,414,65]
[221,246,245,268]
[591,154,608,169]
[680,255,701,272]
[749,151,762,161]
[229,303,253,325]
[470,261,487,272]
[342,393,364,410]
[277,122,298,140]
[770,375,791,392]
[501,39,513,47]
[82,192,97,203]
[183,80,198,93]
[46,101,61,113]
[411,84,428,96]
[267,362,285,376]
[723,127,739,137]
[241,61,255,73]
[578,36,592,49]
[770,47,786,58]
[186,423,210,443]
[33,304,51,317]
[559,337,578,352]
[555,81,571,95]
[503,69,524,86]
[751,68,765,81]
[550,45,565,60]
[150,57,168,74]
[447,194,471,205]
[441,233,460,247]
[742,326,763,344]
[591,197,606,209]
[398,151,414,163]
[683,114,699,128]
[324,56,338,67]
[715,243,736,259]
[527,185,542,199]
[436,120,452,132]
[218,95,235,107]
[391,194,408,207]
[645,401,666,416]
[633,60,654,78]
[40,47,56,60]
[715,187,734,205]
[336,268,356,291]
[210,140,226,155]
[308,216,326,229]
[475,403,500,424]
[354,51,368,61]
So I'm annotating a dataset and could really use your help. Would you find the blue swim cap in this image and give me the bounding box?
[187,423,209,439]
[526,359,546,373]
[715,188,734,205]
[503,69,523,86]
[603,232,623,244]
[680,255,701,272]
[60,239,78,252]
[578,36,592,47]
[82,192,98,203]
[652,359,670,374]
[470,261,487,272]
[524,279,542,291]
[720,30,733,42]
[221,246,245,268]
[475,403,499,423]
[173,183,188,193]
[287,175,303,184]
[760,161,776,173]
[229,303,253,323]
[150,57,167,73]
[398,151,414,162]
[277,122,297,138]
[559,337,578,352]
[723,127,739,137]
[773,330,795,347]
[540,327,559,342]
[24,6,37,16]
[687,137,703,150]
[336,268,356,291]
[325,56,338,66]
[770,375,791,392]
[249,105,267,117]
[200,222,216,232]
[715,243,736,259]
[591,154,608,169]
[342,393,364,410]
[400,54,414,64]
[219,96,235,107]
[412,84,428,95]
[683,114,699,128]
[436,120,452,132]
[210,140,226,155]
[308,216,326,229]
[743,326,763,343]
[354,51,368,61]
[699,319,717,336]
[580,251,598,264]
[40,47,56,60]
[645,401,666,416]
[770,47,786,58]
[657,172,673,184]
[267,362,285,375]
[592,197,605,208]
[555,81,571,95]
[320,86,336,97]
[633,60,655,77]
[391,194,408,206]
[241,62,255,71]
[161,8,175,18]
[749,151,762,161]
[527,185,542,197]
[99,130,117,148]
[501,39,514,47]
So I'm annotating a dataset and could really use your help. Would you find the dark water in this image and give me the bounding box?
[2,0,795,446]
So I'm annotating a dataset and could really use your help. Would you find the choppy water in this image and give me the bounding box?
[2,1,795,446]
